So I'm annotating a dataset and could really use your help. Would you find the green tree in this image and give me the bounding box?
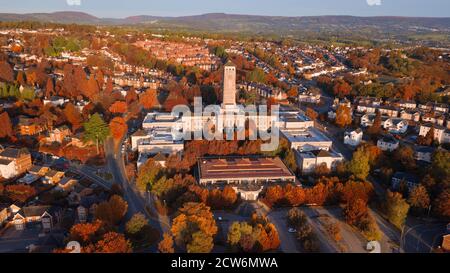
[385,190,410,229]
[347,148,370,180]
[227,221,253,246]
[136,158,164,192]
[83,113,110,154]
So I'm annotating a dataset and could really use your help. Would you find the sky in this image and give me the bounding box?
[0,0,449,18]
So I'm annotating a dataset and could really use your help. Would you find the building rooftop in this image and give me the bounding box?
[281,127,331,143]
[198,156,294,181]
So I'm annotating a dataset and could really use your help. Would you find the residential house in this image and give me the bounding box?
[0,148,32,179]
[377,135,399,152]
[13,206,61,231]
[17,116,44,136]
[391,172,420,192]
[419,124,450,144]
[47,125,71,143]
[413,146,435,164]
[42,170,65,185]
[400,110,421,122]
[383,118,408,134]
[55,177,78,192]
[344,129,363,147]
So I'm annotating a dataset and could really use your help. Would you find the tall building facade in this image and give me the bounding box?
[222,61,236,106]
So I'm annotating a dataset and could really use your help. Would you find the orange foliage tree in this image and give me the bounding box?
[109,101,128,114]
[5,184,36,203]
[109,117,128,140]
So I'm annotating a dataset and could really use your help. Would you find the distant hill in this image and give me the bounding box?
[0,11,449,35]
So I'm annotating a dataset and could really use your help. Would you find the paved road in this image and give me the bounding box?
[401,218,447,253]
[104,137,170,235]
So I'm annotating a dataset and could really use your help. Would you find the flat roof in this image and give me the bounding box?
[198,156,295,181]
[281,127,331,143]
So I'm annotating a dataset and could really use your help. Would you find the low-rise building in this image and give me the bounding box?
[419,123,450,144]
[344,129,363,147]
[295,149,344,174]
[0,148,32,179]
[391,172,419,192]
[377,135,399,152]
[281,127,333,151]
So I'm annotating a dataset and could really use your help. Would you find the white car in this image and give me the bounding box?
[288,228,297,233]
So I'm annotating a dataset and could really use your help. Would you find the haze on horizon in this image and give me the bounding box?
[0,0,449,18]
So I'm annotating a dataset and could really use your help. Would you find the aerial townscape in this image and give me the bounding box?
[0,1,448,257]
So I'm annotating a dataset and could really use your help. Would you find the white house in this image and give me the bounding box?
[344,129,363,147]
[419,124,450,144]
[377,135,399,152]
[383,118,408,134]
[0,159,17,179]
[295,149,344,174]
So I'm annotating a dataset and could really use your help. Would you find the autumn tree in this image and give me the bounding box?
[158,233,175,253]
[305,107,318,120]
[0,111,13,139]
[5,184,36,203]
[367,111,382,136]
[347,147,370,180]
[69,220,104,244]
[171,202,217,253]
[63,103,83,132]
[136,158,164,192]
[287,86,298,98]
[109,117,128,141]
[431,150,450,181]
[0,61,14,82]
[83,113,110,154]
[385,190,410,229]
[125,213,147,235]
[139,89,159,110]
[335,105,352,128]
[108,101,128,114]
[95,195,128,226]
[433,189,450,219]
[408,185,430,214]
[88,232,132,253]
[332,79,352,98]
[418,126,435,146]
[343,198,369,226]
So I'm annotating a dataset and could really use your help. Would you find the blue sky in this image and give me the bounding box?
[0,0,449,18]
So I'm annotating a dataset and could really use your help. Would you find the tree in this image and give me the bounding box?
[287,86,298,98]
[394,146,416,171]
[0,61,14,83]
[367,111,382,135]
[418,126,435,146]
[385,190,410,229]
[187,231,214,253]
[408,185,430,213]
[89,232,132,253]
[109,101,128,114]
[45,78,54,98]
[332,79,351,98]
[5,184,36,203]
[63,103,83,132]
[139,89,159,109]
[305,107,318,120]
[125,213,148,235]
[433,189,450,218]
[95,195,128,226]
[335,105,352,128]
[343,198,368,226]
[227,221,253,247]
[136,158,163,192]
[171,202,217,253]
[431,150,450,180]
[347,148,370,180]
[0,111,13,139]
[69,220,104,244]
[109,117,128,141]
[83,113,110,154]
[158,233,175,253]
